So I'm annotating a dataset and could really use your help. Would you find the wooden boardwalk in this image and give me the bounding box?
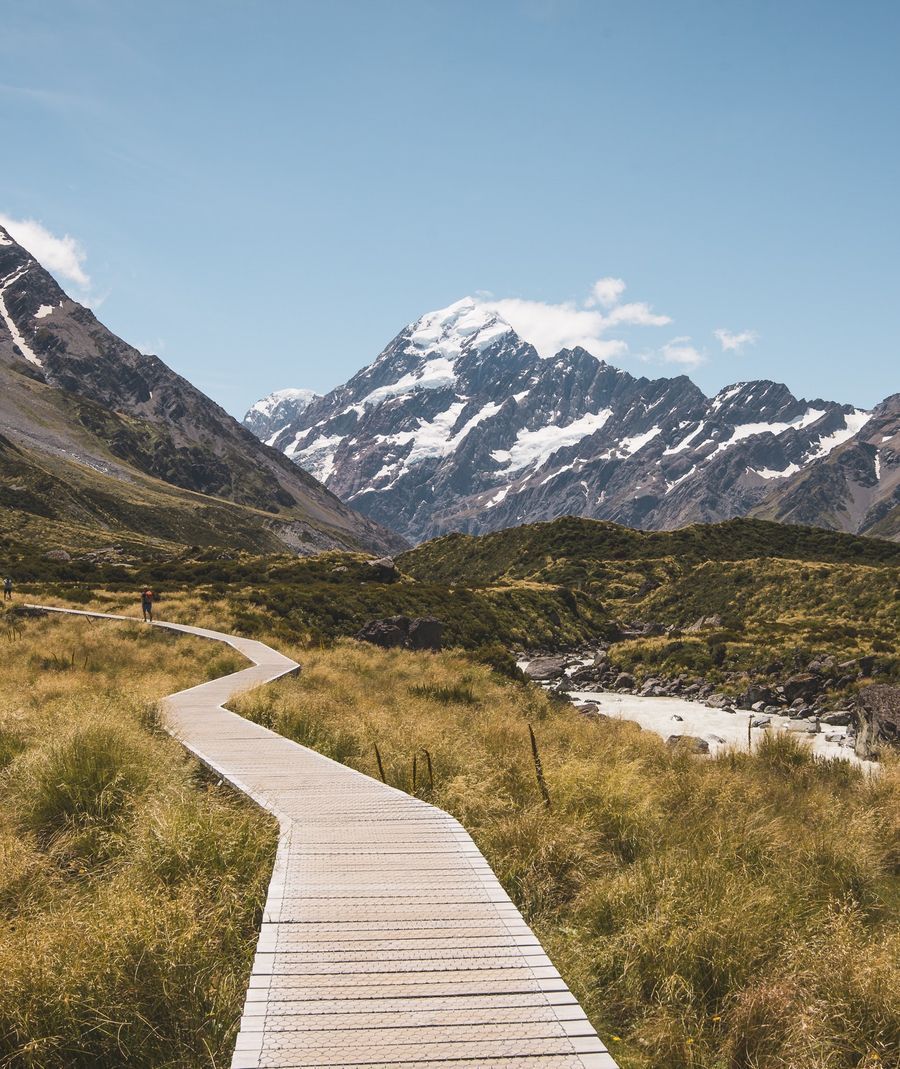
[32,606,618,1069]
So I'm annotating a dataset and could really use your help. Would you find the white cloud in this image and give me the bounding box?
[476,277,670,362]
[660,336,706,368]
[0,214,91,289]
[480,298,622,359]
[607,301,672,327]
[714,327,758,353]
[587,276,626,308]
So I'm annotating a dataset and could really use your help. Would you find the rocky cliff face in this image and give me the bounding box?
[753,393,900,539]
[246,297,884,543]
[0,224,404,555]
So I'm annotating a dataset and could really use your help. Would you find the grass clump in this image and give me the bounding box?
[0,610,276,1068]
[233,640,900,1069]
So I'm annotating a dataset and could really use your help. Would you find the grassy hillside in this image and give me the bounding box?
[396,517,900,697]
[0,608,276,1068]
[398,516,900,585]
[232,640,900,1069]
[0,365,403,557]
[12,516,900,701]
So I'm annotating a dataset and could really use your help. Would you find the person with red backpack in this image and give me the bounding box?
[141,588,154,623]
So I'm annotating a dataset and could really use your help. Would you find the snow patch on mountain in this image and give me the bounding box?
[806,409,871,460]
[406,298,512,356]
[0,267,43,367]
[288,433,343,480]
[619,425,662,455]
[494,409,614,472]
[247,387,319,420]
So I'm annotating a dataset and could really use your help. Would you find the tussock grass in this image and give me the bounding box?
[0,609,275,1068]
[234,641,900,1069]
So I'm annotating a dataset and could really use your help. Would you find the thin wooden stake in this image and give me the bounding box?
[374,742,387,783]
[748,715,753,753]
[528,724,552,811]
[423,749,434,791]
[412,752,417,791]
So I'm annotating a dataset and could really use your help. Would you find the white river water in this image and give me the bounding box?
[568,687,875,768]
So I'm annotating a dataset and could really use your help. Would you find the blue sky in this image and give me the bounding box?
[1,0,898,416]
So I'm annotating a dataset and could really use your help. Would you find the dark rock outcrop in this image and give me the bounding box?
[855,685,900,759]
[356,616,444,653]
[408,616,444,652]
[355,619,408,649]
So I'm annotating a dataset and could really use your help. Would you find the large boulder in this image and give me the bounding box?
[356,616,444,653]
[855,685,900,760]
[782,673,822,704]
[355,619,408,648]
[737,683,775,710]
[613,671,635,690]
[408,616,443,652]
[365,556,400,582]
[524,656,568,681]
[684,613,723,633]
[666,735,710,754]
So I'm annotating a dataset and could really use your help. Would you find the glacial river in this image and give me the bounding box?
[567,688,875,768]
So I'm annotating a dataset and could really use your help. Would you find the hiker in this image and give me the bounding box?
[141,588,154,622]
[3,577,12,601]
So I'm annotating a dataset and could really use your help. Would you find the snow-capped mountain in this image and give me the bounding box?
[243,388,320,441]
[245,297,892,542]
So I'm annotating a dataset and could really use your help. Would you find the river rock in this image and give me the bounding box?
[666,735,710,754]
[820,710,852,726]
[524,656,568,681]
[738,684,774,709]
[782,673,822,703]
[613,672,635,689]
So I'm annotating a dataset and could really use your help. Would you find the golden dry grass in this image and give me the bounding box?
[233,640,900,1069]
[0,608,276,1069]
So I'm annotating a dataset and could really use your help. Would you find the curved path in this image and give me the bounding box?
[31,606,618,1069]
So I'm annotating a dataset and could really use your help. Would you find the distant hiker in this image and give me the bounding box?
[141,588,154,622]
[3,577,12,601]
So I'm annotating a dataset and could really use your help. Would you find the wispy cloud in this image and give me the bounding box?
[0,213,91,289]
[714,327,758,353]
[659,336,706,368]
[477,278,671,362]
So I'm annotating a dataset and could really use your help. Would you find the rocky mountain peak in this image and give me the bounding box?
[245,296,893,542]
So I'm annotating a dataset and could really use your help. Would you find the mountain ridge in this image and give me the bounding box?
[245,297,893,542]
[0,224,404,556]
